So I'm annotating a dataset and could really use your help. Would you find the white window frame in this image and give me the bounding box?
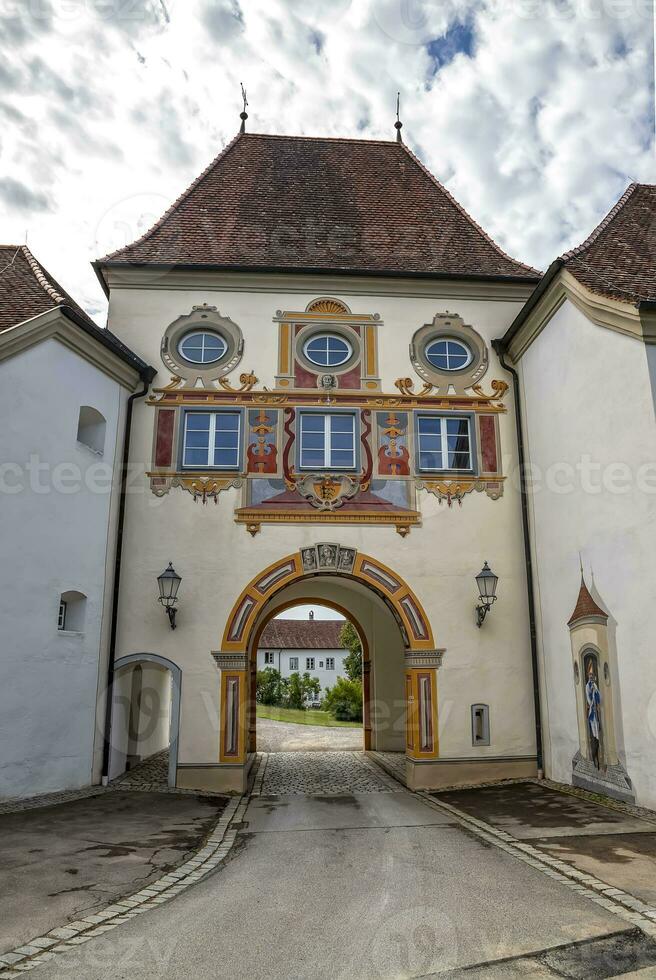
[298,412,357,470]
[326,657,335,670]
[178,330,227,365]
[289,657,299,671]
[303,333,353,368]
[182,411,241,470]
[306,657,315,670]
[58,600,67,631]
[416,414,473,473]
[424,337,472,372]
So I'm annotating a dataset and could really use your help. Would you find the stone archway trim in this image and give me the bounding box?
[220,547,435,654]
[111,653,182,788]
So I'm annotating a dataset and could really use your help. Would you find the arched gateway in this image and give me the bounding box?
[213,544,445,792]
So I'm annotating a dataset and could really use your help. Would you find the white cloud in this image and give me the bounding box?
[0,0,653,322]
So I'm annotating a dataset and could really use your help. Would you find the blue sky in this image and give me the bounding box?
[0,0,653,321]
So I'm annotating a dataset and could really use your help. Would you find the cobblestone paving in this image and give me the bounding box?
[257,718,363,752]
[111,750,169,790]
[258,751,402,795]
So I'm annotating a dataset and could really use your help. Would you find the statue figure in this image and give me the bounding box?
[585,658,602,769]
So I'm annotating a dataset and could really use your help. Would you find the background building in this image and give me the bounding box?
[256,613,349,701]
[0,246,148,799]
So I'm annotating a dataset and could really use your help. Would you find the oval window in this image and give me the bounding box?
[303,333,352,368]
[425,338,472,371]
[178,331,227,365]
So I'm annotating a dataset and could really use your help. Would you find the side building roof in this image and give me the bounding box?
[259,619,346,650]
[0,245,149,376]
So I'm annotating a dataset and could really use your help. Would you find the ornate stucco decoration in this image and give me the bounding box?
[300,543,357,574]
[150,474,243,504]
[416,477,505,507]
[294,473,361,511]
[160,304,244,387]
[409,312,489,395]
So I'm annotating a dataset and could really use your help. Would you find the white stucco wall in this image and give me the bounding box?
[0,336,126,798]
[107,273,538,773]
[518,299,656,806]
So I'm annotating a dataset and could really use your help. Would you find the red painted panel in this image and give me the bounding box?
[155,409,175,468]
[479,415,498,473]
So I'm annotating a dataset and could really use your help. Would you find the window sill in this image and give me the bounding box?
[57,630,85,638]
[77,440,104,457]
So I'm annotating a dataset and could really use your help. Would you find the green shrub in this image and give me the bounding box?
[285,672,321,709]
[323,677,363,722]
[256,668,286,705]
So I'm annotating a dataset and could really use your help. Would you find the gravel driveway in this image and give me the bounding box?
[257,717,363,751]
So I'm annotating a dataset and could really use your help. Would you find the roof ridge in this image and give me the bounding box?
[399,142,541,277]
[240,132,399,146]
[20,244,67,305]
[98,131,244,263]
[561,182,638,262]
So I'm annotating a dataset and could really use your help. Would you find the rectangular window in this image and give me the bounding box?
[417,415,472,472]
[182,411,241,469]
[299,412,356,470]
[326,657,335,670]
[319,660,324,668]
[289,657,299,671]
[264,652,274,665]
[306,657,315,670]
[58,601,67,631]
[471,704,490,746]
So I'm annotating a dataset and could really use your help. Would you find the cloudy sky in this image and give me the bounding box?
[1,0,653,322]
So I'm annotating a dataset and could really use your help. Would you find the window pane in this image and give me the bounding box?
[186,430,210,449]
[301,449,326,468]
[215,430,240,449]
[418,417,442,436]
[330,415,354,434]
[331,431,353,450]
[184,448,209,467]
[301,414,325,432]
[330,449,354,466]
[186,413,211,430]
[302,432,325,449]
[214,448,239,467]
[419,451,443,470]
[304,334,351,367]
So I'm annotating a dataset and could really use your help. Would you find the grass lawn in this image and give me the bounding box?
[256,704,362,728]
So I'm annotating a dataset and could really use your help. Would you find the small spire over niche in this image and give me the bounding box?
[239,82,248,133]
[395,91,403,143]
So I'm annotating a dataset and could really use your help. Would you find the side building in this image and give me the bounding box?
[497,183,656,808]
[256,615,349,700]
[0,246,150,799]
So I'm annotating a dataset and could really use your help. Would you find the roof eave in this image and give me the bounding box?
[59,303,152,378]
[496,258,565,353]
[96,260,541,287]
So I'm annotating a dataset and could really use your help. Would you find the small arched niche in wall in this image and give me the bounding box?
[77,406,106,455]
[57,591,87,633]
[471,703,490,746]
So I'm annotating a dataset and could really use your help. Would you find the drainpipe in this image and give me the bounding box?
[491,340,544,778]
[101,366,157,785]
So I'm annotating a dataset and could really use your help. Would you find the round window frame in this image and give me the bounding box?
[161,306,244,384]
[424,337,473,373]
[295,323,361,377]
[302,332,353,369]
[177,329,228,366]
[410,314,489,394]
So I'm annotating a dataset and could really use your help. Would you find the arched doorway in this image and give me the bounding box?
[213,544,444,793]
[108,654,181,788]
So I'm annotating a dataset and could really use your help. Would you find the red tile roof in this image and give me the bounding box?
[259,618,346,650]
[562,183,656,305]
[0,244,149,373]
[568,577,608,627]
[0,245,95,332]
[98,133,539,282]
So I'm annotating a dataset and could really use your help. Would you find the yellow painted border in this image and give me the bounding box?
[405,667,439,761]
[219,670,248,764]
[221,550,435,653]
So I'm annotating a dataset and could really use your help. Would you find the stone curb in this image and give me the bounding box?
[415,791,656,942]
[0,784,249,977]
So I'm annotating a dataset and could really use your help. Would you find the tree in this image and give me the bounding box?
[285,671,321,709]
[256,667,286,705]
[324,677,363,722]
[339,620,362,681]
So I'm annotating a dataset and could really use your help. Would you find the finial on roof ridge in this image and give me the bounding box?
[395,91,403,143]
[239,82,248,134]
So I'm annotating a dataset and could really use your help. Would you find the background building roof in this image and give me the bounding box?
[98,132,539,283]
[561,182,656,305]
[259,618,346,650]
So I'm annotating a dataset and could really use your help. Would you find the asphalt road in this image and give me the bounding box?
[30,780,629,980]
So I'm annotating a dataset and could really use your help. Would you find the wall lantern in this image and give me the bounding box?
[157,562,182,629]
[475,561,499,628]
